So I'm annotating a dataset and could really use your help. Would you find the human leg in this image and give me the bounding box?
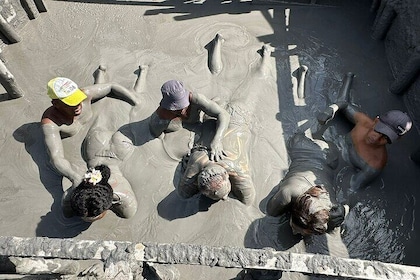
[253,44,273,78]
[208,33,224,75]
[229,44,275,109]
[133,64,149,93]
[317,72,355,125]
[93,64,108,84]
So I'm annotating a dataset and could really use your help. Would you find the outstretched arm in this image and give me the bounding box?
[41,123,82,185]
[318,101,368,125]
[192,93,230,161]
[82,83,139,106]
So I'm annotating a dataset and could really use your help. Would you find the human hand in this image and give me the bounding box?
[328,204,346,230]
[209,141,226,162]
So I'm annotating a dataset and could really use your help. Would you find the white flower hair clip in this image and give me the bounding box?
[84,168,103,186]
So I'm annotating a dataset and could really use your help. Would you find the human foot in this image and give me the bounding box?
[93,64,108,84]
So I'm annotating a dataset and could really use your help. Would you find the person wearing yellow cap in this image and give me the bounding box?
[41,65,139,187]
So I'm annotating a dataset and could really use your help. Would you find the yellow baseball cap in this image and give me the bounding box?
[47,77,87,106]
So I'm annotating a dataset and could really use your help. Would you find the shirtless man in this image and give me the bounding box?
[41,66,139,187]
[149,80,230,162]
[59,65,147,221]
[317,75,412,192]
[178,44,274,206]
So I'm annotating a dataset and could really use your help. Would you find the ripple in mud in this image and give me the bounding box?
[342,201,406,263]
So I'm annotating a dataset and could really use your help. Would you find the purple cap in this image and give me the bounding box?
[374,110,412,143]
[160,80,190,110]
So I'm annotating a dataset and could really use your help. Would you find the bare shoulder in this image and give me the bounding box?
[190,91,208,104]
[354,111,374,126]
[41,107,56,124]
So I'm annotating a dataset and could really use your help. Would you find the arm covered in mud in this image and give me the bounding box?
[109,169,138,219]
[318,101,366,125]
[227,173,255,206]
[266,182,294,217]
[41,123,83,185]
[218,160,255,206]
[177,150,209,199]
[192,93,230,161]
[350,164,381,192]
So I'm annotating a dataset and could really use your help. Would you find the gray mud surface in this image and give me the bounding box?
[0,0,419,279]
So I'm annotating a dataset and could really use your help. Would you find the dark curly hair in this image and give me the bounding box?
[70,165,113,219]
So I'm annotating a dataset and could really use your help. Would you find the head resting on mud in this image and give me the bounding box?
[70,165,113,222]
[198,163,231,201]
[290,185,332,236]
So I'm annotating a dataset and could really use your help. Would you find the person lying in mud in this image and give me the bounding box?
[62,164,137,222]
[177,44,274,206]
[59,65,143,220]
[41,66,139,187]
[317,73,412,192]
[266,133,349,236]
[61,126,138,220]
[149,79,230,162]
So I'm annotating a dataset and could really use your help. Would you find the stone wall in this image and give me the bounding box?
[1,236,420,279]
[0,0,46,99]
[0,0,46,46]
[372,0,420,135]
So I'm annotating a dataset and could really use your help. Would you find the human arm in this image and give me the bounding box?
[109,171,138,219]
[81,83,139,106]
[111,192,137,219]
[41,123,83,185]
[177,150,208,199]
[349,165,381,193]
[266,183,293,217]
[192,93,230,161]
[317,102,366,125]
[227,170,256,206]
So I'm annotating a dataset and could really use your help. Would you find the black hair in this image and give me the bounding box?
[70,165,113,218]
[94,164,111,183]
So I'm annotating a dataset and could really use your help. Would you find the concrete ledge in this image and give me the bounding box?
[0,236,419,279]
